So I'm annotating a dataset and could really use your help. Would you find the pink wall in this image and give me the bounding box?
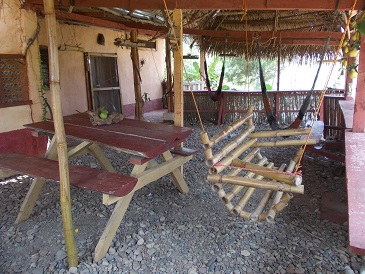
[37,20,165,117]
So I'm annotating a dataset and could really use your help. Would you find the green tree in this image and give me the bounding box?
[224,57,278,90]
[183,61,201,82]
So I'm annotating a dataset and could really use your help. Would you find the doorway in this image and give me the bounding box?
[85,53,122,113]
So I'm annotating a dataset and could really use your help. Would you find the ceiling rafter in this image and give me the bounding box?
[25,0,365,11]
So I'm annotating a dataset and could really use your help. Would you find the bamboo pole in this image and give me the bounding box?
[231,159,302,185]
[207,125,255,166]
[43,0,77,266]
[266,148,304,222]
[209,138,257,174]
[248,128,311,138]
[222,156,267,211]
[131,30,143,120]
[250,164,286,221]
[205,106,254,149]
[254,139,317,147]
[231,162,274,216]
[272,193,294,213]
[200,131,213,160]
[250,190,273,221]
[239,210,252,220]
[211,147,260,192]
[223,157,269,203]
[266,191,283,223]
[207,174,304,194]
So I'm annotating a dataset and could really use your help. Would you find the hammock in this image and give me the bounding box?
[288,35,331,129]
[204,40,227,102]
[204,59,225,101]
[257,40,280,130]
[257,35,331,129]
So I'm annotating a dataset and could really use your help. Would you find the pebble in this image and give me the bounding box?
[1,124,364,273]
[69,266,78,273]
[55,250,67,261]
[137,238,144,245]
[241,250,250,257]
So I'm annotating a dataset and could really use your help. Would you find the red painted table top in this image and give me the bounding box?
[24,112,193,159]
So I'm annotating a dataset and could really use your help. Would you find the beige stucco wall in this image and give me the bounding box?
[0,105,33,132]
[36,19,165,116]
[0,0,165,133]
[0,0,44,131]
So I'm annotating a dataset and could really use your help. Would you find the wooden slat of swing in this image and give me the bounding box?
[204,107,254,149]
[207,174,304,194]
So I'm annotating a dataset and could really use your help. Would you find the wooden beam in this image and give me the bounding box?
[27,0,365,11]
[353,38,365,133]
[187,29,343,40]
[130,31,143,120]
[165,38,173,112]
[33,7,167,36]
[173,9,184,127]
[31,5,345,44]
[207,37,339,46]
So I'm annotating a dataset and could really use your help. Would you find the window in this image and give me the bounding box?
[0,54,31,108]
[39,47,49,89]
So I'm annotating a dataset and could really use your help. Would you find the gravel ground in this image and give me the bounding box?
[1,121,364,274]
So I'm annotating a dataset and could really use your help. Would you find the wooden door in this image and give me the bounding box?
[85,53,122,113]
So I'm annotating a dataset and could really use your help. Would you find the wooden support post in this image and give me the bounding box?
[165,38,173,112]
[131,30,143,120]
[220,93,227,124]
[173,9,183,127]
[353,38,365,133]
[200,50,205,82]
[277,45,281,91]
[43,0,78,267]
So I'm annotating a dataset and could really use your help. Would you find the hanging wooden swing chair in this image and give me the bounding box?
[161,0,354,223]
[199,106,317,222]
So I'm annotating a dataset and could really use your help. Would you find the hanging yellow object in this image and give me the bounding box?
[351,31,360,41]
[349,69,358,79]
[349,47,358,57]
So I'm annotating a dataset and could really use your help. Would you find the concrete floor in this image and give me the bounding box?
[127,109,169,123]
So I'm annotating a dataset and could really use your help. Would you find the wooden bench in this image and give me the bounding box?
[0,153,138,197]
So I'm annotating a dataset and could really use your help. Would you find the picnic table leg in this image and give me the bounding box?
[102,163,148,205]
[94,192,134,262]
[161,151,189,194]
[15,136,58,224]
[88,144,116,172]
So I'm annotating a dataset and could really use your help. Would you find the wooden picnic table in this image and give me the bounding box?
[12,112,195,262]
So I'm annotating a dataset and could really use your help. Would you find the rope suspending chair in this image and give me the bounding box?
[199,106,317,222]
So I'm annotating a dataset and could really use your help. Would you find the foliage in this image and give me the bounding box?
[141,92,151,107]
[183,61,201,82]
[38,53,49,121]
[224,57,278,90]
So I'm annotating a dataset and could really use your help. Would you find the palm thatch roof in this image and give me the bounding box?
[179,9,347,62]
[25,1,365,62]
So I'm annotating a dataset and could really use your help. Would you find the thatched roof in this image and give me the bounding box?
[179,9,347,61]
[26,1,364,61]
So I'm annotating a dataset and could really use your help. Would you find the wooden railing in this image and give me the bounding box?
[184,90,345,139]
